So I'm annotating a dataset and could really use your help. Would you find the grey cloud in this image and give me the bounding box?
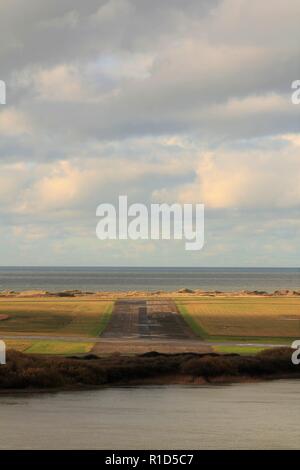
[1,0,299,146]
[0,0,300,265]
[0,0,218,78]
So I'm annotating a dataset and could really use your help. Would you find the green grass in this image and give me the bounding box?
[0,299,114,337]
[207,336,294,344]
[177,303,209,339]
[3,337,96,355]
[25,340,94,355]
[91,302,114,336]
[176,297,300,344]
[213,345,270,355]
[4,339,33,352]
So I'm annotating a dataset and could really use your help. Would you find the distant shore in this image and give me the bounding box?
[0,288,299,298]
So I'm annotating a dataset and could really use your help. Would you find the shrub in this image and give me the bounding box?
[181,355,239,377]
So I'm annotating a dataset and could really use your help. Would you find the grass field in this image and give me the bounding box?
[0,299,113,337]
[213,345,270,355]
[3,338,95,355]
[3,339,33,352]
[1,296,299,356]
[25,340,94,355]
[176,297,300,343]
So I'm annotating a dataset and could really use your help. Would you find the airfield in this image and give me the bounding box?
[0,293,299,355]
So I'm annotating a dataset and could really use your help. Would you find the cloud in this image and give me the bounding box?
[154,135,300,209]
[0,108,31,136]
[31,65,87,102]
[12,151,194,215]
[0,0,299,265]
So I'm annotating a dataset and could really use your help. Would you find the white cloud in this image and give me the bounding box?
[0,108,31,136]
[34,65,86,102]
[0,0,300,265]
[154,136,300,209]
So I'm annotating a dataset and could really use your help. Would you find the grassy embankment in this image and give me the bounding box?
[0,299,114,355]
[176,297,300,354]
[0,347,299,391]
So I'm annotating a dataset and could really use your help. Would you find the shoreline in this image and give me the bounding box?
[0,371,299,396]
[0,348,299,394]
[0,288,299,299]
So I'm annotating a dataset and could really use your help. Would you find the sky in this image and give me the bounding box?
[0,0,300,267]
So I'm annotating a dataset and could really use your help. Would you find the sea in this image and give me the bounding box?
[0,381,299,449]
[0,266,298,293]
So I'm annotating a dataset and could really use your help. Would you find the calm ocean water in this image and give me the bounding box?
[0,267,298,292]
[0,381,299,449]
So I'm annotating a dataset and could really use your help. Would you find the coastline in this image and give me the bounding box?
[0,288,299,299]
[1,374,300,395]
[0,348,299,394]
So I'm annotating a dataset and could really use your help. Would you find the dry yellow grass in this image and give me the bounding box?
[25,341,94,355]
[0,298,113,337]
[4,339,33,352]
[177,297,300,339]
[2,338,95,355]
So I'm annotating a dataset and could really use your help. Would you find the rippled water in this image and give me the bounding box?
[0,380,299,449]
[0,267,299,292]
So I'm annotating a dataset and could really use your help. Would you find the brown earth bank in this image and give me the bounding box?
[92,339,212,355]
[0,289,300,298]
[0,348,299,393]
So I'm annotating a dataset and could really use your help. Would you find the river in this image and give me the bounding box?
[0,380,299,449]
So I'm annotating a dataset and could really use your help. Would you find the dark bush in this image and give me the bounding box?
[0,348,298,391]
[181,355,239,377]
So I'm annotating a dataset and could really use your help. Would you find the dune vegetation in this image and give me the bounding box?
[0,347,299,391]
